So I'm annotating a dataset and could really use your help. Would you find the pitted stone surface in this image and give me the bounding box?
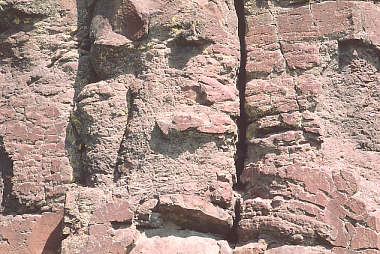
[0,0,379,253]
[240,0,380,252]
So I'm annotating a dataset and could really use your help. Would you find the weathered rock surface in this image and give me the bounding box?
[130,235,232,254]
[0,212,63,254]
[239,0,380,252]
[0,0,379,253]
[0,0,76,252]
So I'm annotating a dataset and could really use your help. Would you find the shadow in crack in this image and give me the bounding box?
[42,217,64,254]
[167,40,210,70]
[148,124,219,159]
[64,0,94,187]
[0,136,33,215]
[338,39,380,73]
[0,136,14,214]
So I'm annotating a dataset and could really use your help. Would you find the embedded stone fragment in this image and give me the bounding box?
[90,200,133,225]
[156,106,237,136]
[281,42,320,70]
[233,240,267,254]
[130,235,232,254]
[265,246,332,254]
[158,194,233,236]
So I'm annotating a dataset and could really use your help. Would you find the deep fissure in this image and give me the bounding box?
[0,136,16,214]
[234,0,248,189]
[113,90,137,183]
[228,0,248,245]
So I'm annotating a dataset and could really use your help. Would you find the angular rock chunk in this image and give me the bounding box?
[265,245,332,254]
[0,212,63,254]
[130,235,232,254]
[158,194,233,236]
[156,106,237,136]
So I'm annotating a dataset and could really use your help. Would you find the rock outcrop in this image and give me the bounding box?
[0,0,379,253]
[239,1,380,253]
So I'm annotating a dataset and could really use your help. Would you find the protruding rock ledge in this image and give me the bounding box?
[157,194,234,236]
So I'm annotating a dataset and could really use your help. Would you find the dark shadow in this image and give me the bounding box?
[113,89,137,183]
[167,40,210,70]
[65,121,89,186]
[0,136,37,215]
[233,0,248,188]
[0,7,44,34]
[0,40,31,71]
[64,0,93,187]
[148,124,218,159]
[255,0,270,8]
[111,221,132,230]
[272,0,309,8]
[0,7,47,71]
[338,39,380,72]
[0,136,14,213]
[42,217,64,254]
[89,42,144,81]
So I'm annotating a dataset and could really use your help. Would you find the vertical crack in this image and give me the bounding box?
[228,0,247,246]
[0,136,14,214]
[113,89,137,183]
[309,1,316,27]
[234,0,247,189]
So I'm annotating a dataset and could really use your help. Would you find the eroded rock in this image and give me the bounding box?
[130,235,232,254]
[0,0,379,253]
[240,0,380,251]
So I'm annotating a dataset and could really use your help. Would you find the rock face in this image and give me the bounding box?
[239,1,380,253]
[0,0,379,253]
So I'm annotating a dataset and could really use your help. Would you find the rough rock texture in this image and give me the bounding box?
[0,0,76,252]
[239,0,380,253]
[0,0,379,253]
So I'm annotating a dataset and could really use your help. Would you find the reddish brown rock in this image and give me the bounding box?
[158,194,234,236]
[68,78,135,186]
[130,235,232,254]
[0,212,63,254]
[265,245,332,254]
[0,0,379,253]
[281,42,320,70]
[233,240,267,254]
[240,0,380,252]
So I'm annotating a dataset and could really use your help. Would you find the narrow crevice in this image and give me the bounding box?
[64,0,96,188]
[42,217,64,254]
[113,89,137,182]
[227,197,241,246]
[228,0,247,247]
[234,0,248,189]
[0,136,15,214]
[66,117,89,187]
